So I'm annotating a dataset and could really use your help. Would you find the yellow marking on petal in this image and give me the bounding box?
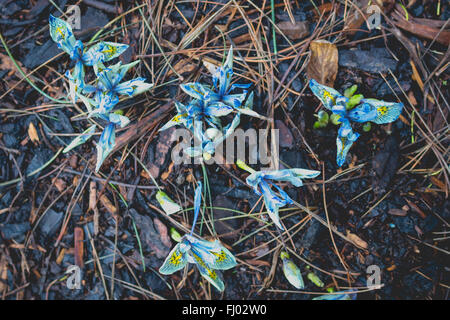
[102,45,118,56]
[208,269,218,279]
[173,113,187,122]
[169,251,182,266]
[377,106,388,115]
[56,27,66,39]
[191,250,216,279]
[340,137,346,156]
[323,90,335,103]
[211,250,227,263]
[189,84,203,95]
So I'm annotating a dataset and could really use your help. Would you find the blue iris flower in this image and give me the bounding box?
[159,182,237,292]
[160,46,262,133]
[94,113,130,172]
[184,113,241,161]
[83,61,153,116]
[309,79,403,167]
[63,61,152,172]
[312,290,357,300]
[237,161,320,230]
[49,15,128,102]
[180,46,251,112]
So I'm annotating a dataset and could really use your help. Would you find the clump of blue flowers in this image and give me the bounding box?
[49,15,153,172]
[159,182,237,292]
[236,160,320,230]
[309,79,403,167]
[159,46,262,161]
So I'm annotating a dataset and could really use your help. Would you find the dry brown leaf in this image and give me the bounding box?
[307,40,338,87]
[28,122,40,143]
[69,154,78,169]
[90,181,99,235]
[316,3,334,16]
[346,230,368,249]
[277,20,309,40]
[140,169,150,180]
[118,185,128,202]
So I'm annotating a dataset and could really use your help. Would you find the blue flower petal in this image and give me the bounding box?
[108,113,130,128]
[222,93,246,108]
[309,79,342,110]
[349,99,403,124]
[159,242,189,275]
[95,123,116,172]
[261,168,320,187]
[83,42,128,66]
[115,78,153,96]
[336,122,360,167]
[49,14,76,55]
[180,83,210,100]
[189,247,224,292]
[97,67,116,91]
[204,102,234,117]
[260,181,286,230]
[313,290,356,300]
[63,125,96,153]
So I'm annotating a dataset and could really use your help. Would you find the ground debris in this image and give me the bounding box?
[371,135,399,195]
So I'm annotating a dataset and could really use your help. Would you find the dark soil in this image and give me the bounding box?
[0,0,448,300]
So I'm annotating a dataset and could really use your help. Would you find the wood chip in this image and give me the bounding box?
[154,218,171,248]
[430,176,447,193]
[74,227,84,268]
[0,253,8,292]
[388,208,408,216]
[277,20,309,40]
[170,59,196,76]
[405,199,427,219]
[52,177,67,193]
[99,194,117,215]
[28,122,39,143]
[245,259,271,267]
[89,181,97,212]
[161,162,174,180]
[56,248,66,265]
[346,230,368,249]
